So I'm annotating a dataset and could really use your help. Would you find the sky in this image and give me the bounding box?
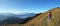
[0,0,60,14]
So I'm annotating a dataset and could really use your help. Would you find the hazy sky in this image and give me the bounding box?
[0,0,60,14]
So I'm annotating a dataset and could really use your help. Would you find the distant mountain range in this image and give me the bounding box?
[0,13,36,24]
[17,13,36,18]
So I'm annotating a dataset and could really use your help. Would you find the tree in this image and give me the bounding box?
[35,13,42,17]
[57,7,60,8]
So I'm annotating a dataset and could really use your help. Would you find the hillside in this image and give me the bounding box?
[23,8,60,26]
[1,8,60,26]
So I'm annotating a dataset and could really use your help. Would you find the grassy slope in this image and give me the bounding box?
[1,8,60,26]
[23,8,60,26]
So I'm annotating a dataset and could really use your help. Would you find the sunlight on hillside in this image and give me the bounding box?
[23,8,60,26]
[1,8,60,26]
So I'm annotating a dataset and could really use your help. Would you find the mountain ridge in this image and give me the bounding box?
[0,13,36,23]
[23,8,60,26]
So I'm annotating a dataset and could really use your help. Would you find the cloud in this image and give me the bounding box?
[0,9,24,14]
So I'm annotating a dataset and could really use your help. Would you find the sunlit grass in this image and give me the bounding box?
[1,8,60,26]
